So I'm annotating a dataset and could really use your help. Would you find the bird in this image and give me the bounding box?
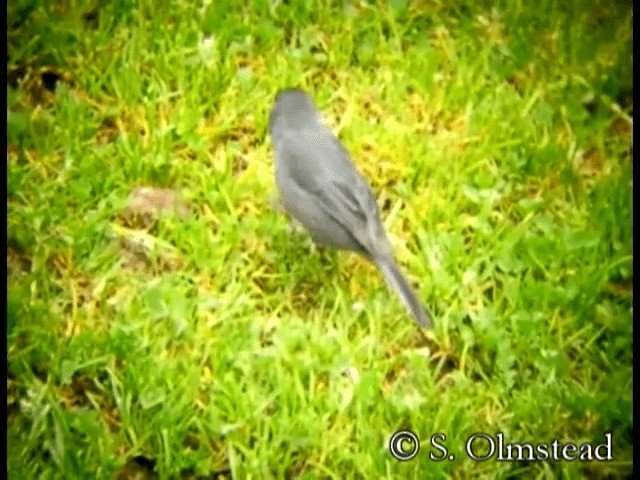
[268,88,433,328]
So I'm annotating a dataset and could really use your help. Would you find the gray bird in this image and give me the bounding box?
[269,88,433,328]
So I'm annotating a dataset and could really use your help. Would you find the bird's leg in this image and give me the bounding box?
[270,194,286,213]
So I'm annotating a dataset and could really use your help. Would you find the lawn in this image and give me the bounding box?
[7,0,632,478]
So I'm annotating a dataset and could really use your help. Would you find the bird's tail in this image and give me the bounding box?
[374,256,433,328]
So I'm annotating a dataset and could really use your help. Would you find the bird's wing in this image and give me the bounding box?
[276,128,388,255]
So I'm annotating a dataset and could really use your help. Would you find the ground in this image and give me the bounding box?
[7,1,632,478]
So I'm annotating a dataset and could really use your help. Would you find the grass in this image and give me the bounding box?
[7,0,632,478]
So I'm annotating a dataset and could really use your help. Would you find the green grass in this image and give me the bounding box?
[7,0,632,478]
